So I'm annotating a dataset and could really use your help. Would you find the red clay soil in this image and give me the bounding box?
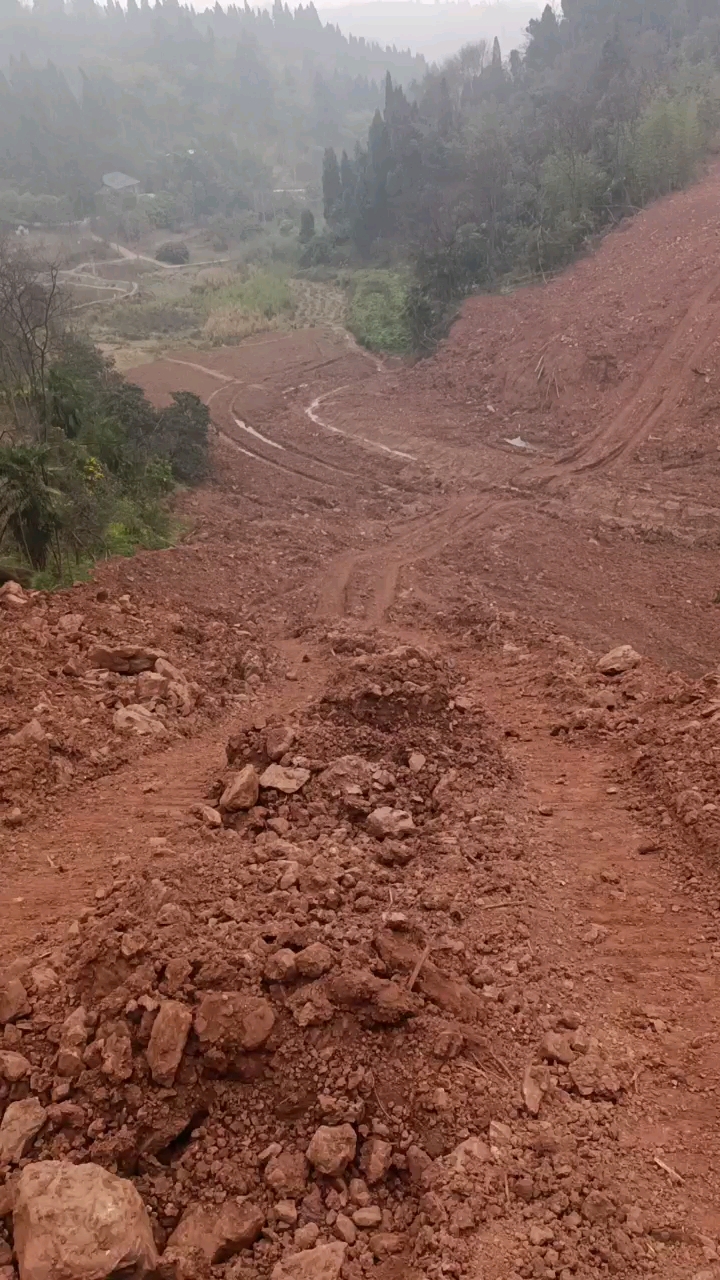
[5,170,720,1280]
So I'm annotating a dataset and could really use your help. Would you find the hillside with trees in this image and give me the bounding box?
[319,0,720,346]
[0,0,425,222]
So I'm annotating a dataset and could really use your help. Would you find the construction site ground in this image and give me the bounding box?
[4,164,720,1280]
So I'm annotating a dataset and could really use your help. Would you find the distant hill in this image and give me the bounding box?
[311,1,541,62]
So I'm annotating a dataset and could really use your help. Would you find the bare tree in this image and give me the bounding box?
[0,238,66,439]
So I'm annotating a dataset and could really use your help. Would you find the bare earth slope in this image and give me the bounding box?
[5,172,720,1280]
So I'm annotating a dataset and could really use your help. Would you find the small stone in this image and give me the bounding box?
[259,764,310,794]
[13,1160,158,1277]
[306,1124,357,1177]
[445,1135,490,1172]
[352,1206,382,1229]
[348,1178,371,1206]
[220,765,260,812]
[334,1213,357,1244]
[113,705,167,738]
[596,645,641,676]
[0,1097,47,1163]
[538,803,554,817]
[89,644,164,674]
[569,1054,620,1100]
[265,949,298,983]
[366,807,415,839]
[271,1242,346,1280]
[360,1137,392,1185]
[56,1006,88,1078]
[408,753,426,774]
[296,943,333,979]
[529,1224,554,1246]
[146,1000,192,1086]
[0,977,30,1024]
[101,1030,133,1083]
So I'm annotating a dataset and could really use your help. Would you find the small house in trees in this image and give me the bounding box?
[101,172,140,194]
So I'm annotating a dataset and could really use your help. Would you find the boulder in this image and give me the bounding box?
[0,1049,30,1082]
[366,808,414,840]
[146,1001,192,1087]
[0,1097,47,1163]
[219,765,260,813]
[271,1242,346,1280]
[167,1200,264,1263]
[0,976,30,1024]
[259,764,310,795]
[596,645,641,676]
[306,1124,357,1177]
[89,644,165,675]
[13,1160,158,1279]
[194,992,275,1052]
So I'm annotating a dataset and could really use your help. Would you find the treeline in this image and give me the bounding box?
[317,0,720,347]
[0,0,424,217]
[0,243,210,582]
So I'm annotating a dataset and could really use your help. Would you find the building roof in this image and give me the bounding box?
[102,171,140,192]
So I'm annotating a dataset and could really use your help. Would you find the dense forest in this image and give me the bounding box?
[319,0,720,344]
[0,0,424,219]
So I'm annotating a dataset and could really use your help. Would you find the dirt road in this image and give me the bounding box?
[4,170,720,1278]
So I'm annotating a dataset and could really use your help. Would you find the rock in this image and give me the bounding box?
[408,752,426,774]
[198,805,222,828]
[352,1206,382,1228]
[294,1224,320,1250]
[266,726,296,762]
[275,1200,298,1226]
[264,949,298,983]
[406,1145,432,1184]
[137,671,169,702]
[167,1200,264,1263]
[219,765,260,813]
[374,930,483,1024]
[488,1120,512,1147]
[113,705,167,738]
[0,977,30,1024]
[295,944,333,979]
[271,1241,346,1280]
[0,1050,30,1082]
[445,1135,490,1172]
[568,1054,620,1100]
[264,1151,309,1198]
[146,1001,192,1086]
[7,718,47,748]
[259,764,310,795]
[582,1190,614,1223]
[368,1233,404,1259]
[89,644,164,674]
[334,1214,357,1244]
[13,1160,158,1279]
[31,966,59,996]
[359,1137,392,1185]
[541,1030,575,1065]
[596,645,641,676]
[194,992,275,1052]
[101,1031,134,1083]
[0,1097,47,1163]
[366,807,415,839]
[56,1007,88,1078]
[522,1063,550,1116]
[306,1124,357,1177]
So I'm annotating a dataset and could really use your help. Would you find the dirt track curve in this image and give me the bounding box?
[6,167,720,1280]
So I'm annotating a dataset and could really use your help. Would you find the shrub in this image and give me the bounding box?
[155,241,190,265]
[347,270,413,355]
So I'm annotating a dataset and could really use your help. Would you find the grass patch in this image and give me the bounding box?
[347,270,412,355]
